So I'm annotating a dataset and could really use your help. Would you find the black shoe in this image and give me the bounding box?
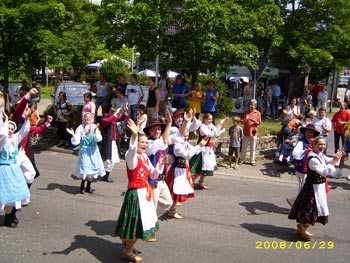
[11,207,19,225]
[85,181,94,194]
[4,214,17,228]
[80,180,85,194]
[102,175,113,183]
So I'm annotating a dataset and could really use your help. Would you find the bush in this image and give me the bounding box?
[99,58,130,86]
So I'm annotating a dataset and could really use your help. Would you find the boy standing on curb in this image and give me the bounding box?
[228,116,243,169]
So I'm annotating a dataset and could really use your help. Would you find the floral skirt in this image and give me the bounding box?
[115,188,159,240]
[288,182,328,225]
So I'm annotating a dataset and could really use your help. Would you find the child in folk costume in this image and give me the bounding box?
[115,119,165,262]
[166,131,208,217]
[101,107,128,182]
[67,112,105,194]
[190,113,228,189]
[0,110,31,227]
[288,136,343,240]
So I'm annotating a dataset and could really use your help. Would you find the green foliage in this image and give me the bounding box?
[99,57,130,86]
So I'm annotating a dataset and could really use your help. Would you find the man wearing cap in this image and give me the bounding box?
[287,124,320,206]
[240,99,261,166]
[144,111,180,218]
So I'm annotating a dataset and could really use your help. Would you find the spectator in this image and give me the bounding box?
[331,101,350,154]
[146,77,160,123]
[116,74,128,96]
[317,85,328,110]
[158,70,170,116]
[243,80,254,112]
[125,74,144,122]
[313,108,332,155]
[19,80,30,93]
[228,116,243,169]
[53,91,75,148]
[282,97,300,121]
[188,82,203,119]
[91,73,110,117]
[81,92,96,121]
[256,83,265,113]
[240,99,261,166]
[305,110,317,125]
[171,75,189,109]
[203,80,219,124]
[264,82,273,117]
[301,88,312,115]
[270,80,281,118]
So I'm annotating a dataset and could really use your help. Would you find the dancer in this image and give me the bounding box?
[288,136,343,240]
[115,119,164,262]
[286,124,320,207]
[143,111,175,218]
[191,113,228,189]
[67,112,105,194]
[101,107,128,182]
[0,110,31,227]
[166,131,208,218]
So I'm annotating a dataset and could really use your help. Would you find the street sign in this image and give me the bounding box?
[255,59,270,81]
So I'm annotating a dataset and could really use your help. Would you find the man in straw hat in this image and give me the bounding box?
[144,111,182,218]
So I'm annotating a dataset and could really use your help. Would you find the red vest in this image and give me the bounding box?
[127,155,151,189]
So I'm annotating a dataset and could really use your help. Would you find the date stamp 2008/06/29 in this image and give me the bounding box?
[256,241,334,250]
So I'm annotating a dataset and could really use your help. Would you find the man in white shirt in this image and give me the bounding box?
[312,108,332,155]
[125,74,144,122]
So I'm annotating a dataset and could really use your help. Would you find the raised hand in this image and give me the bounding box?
[127,119,139,135]
[66,128,74,136]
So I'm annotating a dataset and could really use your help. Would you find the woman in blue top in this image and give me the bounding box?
[203,80,219,125]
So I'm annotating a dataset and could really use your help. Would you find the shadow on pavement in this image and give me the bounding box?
[328,180,350,190]
[85,220,116,237]
[51,234,123,262]
[38,183,80,195]
[240,223,298,242]
[239,201,290,215]
[260,161,295,178]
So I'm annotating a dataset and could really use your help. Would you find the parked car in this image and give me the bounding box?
[7,82,22,106]
[338,75,349,88]
[51,82,90,126]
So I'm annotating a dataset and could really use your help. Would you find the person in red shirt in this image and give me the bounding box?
[331,102,350,153]
[240,99,261,166]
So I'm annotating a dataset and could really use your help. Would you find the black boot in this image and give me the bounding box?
[85,181,94,194]
[80,180,85,194]
[4,213,17,228]
[11,207,18,225]
[102,171,113,183]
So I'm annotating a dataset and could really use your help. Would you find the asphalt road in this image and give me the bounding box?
[0,150,349,263]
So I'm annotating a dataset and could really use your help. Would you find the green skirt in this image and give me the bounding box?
[190,153,202,174]
[115,188,159,240]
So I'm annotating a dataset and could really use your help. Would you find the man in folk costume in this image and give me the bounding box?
[286,124,320,207]
[143,111,180,218]
[101,107,128,182]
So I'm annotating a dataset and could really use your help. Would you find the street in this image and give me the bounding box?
[0,150,349,263]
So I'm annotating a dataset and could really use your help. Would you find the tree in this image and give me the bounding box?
[97,0,283,84]
[272,0,350,81]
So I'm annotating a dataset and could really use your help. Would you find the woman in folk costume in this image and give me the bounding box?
[190,113,228,189]
[0,109,31,227]
[115,119,165,262]
[288,136,343,240]
[166,131,208,218]
[101,107,128,182]
[67,112,105,194]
